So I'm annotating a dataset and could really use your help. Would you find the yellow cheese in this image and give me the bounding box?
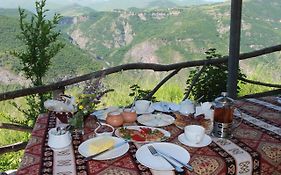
[88,137,115,154]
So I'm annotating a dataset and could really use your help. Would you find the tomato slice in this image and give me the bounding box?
[132,134,145,141]
[140,127,152,134]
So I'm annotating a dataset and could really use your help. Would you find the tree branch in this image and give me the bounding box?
[239,89,281,99]
[0,44,281,101]
[144,69,181,100]
[0,142,28,155]
[239,77,281,88]
[0,123,33,133]
[182,65,207,101]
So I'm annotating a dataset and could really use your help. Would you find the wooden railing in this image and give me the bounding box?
[0,44,281,154]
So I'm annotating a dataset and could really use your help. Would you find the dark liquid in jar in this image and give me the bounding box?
[214,107,233,123]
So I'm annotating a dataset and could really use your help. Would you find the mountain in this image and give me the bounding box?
[0,0,280,87]
[57,0,281,82]
[0,11,102,85]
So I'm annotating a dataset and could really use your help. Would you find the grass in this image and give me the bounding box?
[0,100,29,172]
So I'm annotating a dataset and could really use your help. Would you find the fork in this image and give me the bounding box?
[147,145,184,174]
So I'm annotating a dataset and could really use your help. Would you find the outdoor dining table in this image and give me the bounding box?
[16,96,281,175]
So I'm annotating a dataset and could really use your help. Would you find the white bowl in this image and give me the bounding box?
[48,128,72,150]
[94,123,114,137]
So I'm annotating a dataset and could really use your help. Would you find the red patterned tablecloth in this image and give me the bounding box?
[16,96,281,175]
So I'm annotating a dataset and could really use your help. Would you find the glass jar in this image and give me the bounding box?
[212,92,234,138]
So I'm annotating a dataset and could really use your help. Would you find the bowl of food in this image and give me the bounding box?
[94,123,114,137]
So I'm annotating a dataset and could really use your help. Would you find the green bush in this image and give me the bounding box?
[185,48,246,102]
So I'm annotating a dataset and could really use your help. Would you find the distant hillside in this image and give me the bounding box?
[0,12,102,86]
[0,0,280,87]
[57,0,281,82]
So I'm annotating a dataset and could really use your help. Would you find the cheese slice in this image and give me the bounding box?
[88,137,115,154]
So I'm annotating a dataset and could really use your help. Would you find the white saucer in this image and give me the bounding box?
[178,133,212,147]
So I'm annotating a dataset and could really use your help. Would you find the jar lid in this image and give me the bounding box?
[214,92,234,108]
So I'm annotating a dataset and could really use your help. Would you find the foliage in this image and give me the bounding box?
[12,0,65,86]
[185,48,246,102]
[0,110,29,172]
[68,78,113,128]
[0,14,102,82]
[0,151,24,172]
[129,84,156,102]
[9,0,64,126]
[10,94,51,127]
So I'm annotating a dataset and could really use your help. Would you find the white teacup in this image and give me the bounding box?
[184,125,205,144]
[48,128,72,150]
[135,100,152,113]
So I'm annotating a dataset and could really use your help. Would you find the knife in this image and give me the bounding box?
[84,141,128,161]
[156,149,193,171]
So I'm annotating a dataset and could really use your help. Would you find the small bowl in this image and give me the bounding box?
[94,123,114,137]
[48,128,72,150]
[121,108,137,123]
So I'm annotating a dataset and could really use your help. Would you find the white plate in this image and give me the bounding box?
[152,102,180,112]
[137,113,175,127]
[135,105,154,114]
[78,136,129,160]
[114,126,171,143]
[178,133,212,147]
[136,142,190,171]
[92,106,121,120]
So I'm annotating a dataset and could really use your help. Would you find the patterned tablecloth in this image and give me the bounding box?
[16,96,281,175]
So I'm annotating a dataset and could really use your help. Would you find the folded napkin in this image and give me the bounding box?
[194,102,214,120]
[44,95,76,113]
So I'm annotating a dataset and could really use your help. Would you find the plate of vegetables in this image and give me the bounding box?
[114,126,171,143]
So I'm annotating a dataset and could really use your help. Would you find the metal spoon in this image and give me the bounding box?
[61,125,72,134]
[56,126,62,135]
[130,97,137,112]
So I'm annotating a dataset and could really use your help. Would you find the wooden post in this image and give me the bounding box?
[227,0,243,99]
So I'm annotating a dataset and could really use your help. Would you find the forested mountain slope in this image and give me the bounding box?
[0,0,280,86]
